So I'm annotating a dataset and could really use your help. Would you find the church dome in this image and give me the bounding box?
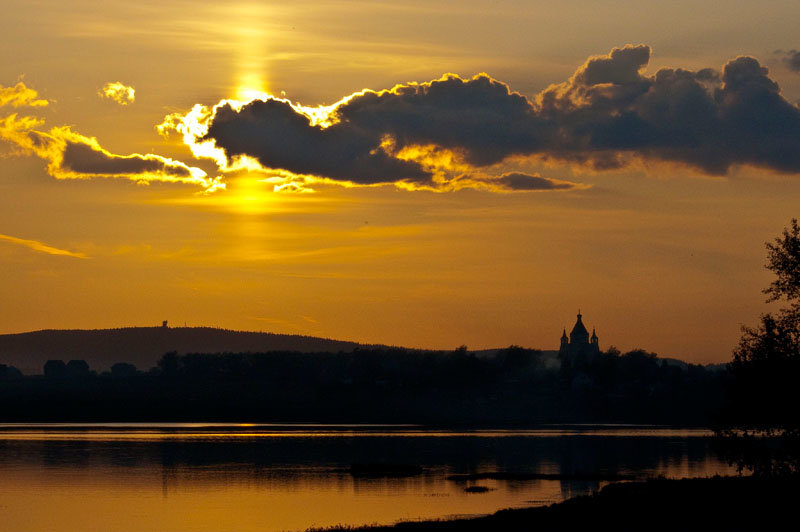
[569,313,590,344]
[559,311,600,361]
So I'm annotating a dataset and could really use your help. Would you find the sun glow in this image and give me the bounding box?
[228,175,275,215]
[234,74,270,103]
[162,173,324,216]
[235,86,270,103]
[230,3,272,103]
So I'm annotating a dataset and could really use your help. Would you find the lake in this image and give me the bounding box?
[0,424,737,532]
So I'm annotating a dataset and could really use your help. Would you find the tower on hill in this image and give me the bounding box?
[559,311,600,363]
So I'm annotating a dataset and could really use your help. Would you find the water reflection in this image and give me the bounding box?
[0,425,736,532]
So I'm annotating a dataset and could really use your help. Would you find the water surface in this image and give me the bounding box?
[0,424,736,532]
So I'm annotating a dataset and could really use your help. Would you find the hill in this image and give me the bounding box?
[0,326,369,374]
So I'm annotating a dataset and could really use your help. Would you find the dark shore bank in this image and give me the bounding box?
[313,476,798,532]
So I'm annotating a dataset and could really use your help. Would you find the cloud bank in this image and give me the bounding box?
[99,82,135,105]
[161,45,800,191]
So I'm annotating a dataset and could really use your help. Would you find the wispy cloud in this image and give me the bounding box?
[0,116,221,190]
[779,49,800,72]
[0,81,223,193]
[457,172,586,192]
[99,81,135,105]
[0,233,88,259]
[0,81,49,108]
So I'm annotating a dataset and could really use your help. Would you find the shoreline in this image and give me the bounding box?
[311,475,799,531]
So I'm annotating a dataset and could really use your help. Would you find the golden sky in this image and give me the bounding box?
[3,0,800,362]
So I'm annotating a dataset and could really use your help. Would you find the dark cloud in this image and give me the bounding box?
[449,172,580,192]
[334,75,538,167]
[206,99,430,184]
[61,141,195,178]
[1,116,217,189]
[204,74,540,186]
[782,50,800,72]
[494,173,576,191]
[193,45,800,186]
[536,47,800,174]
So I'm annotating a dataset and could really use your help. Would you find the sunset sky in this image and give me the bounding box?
[2,0,800,362]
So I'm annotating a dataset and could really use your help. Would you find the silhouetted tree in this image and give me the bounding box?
[764,219,800,303]
[720,219,800,476]
[111,362,138,378]
[604,346,621,358]
[1,344,723,424]
[43,360,67,378]
[0,364,22,381]
[158,351,180,377]
[66,360,90,377]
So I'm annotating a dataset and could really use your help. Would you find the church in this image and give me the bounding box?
[559,311,600,363]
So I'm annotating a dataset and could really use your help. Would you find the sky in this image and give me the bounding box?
[2,0,800,363]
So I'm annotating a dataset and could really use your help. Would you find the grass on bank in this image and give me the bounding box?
[309,475,799,532]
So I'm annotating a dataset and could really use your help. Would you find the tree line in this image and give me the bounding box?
[0,344,723,425]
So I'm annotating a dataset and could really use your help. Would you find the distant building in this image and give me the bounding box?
[559,312,600,364]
